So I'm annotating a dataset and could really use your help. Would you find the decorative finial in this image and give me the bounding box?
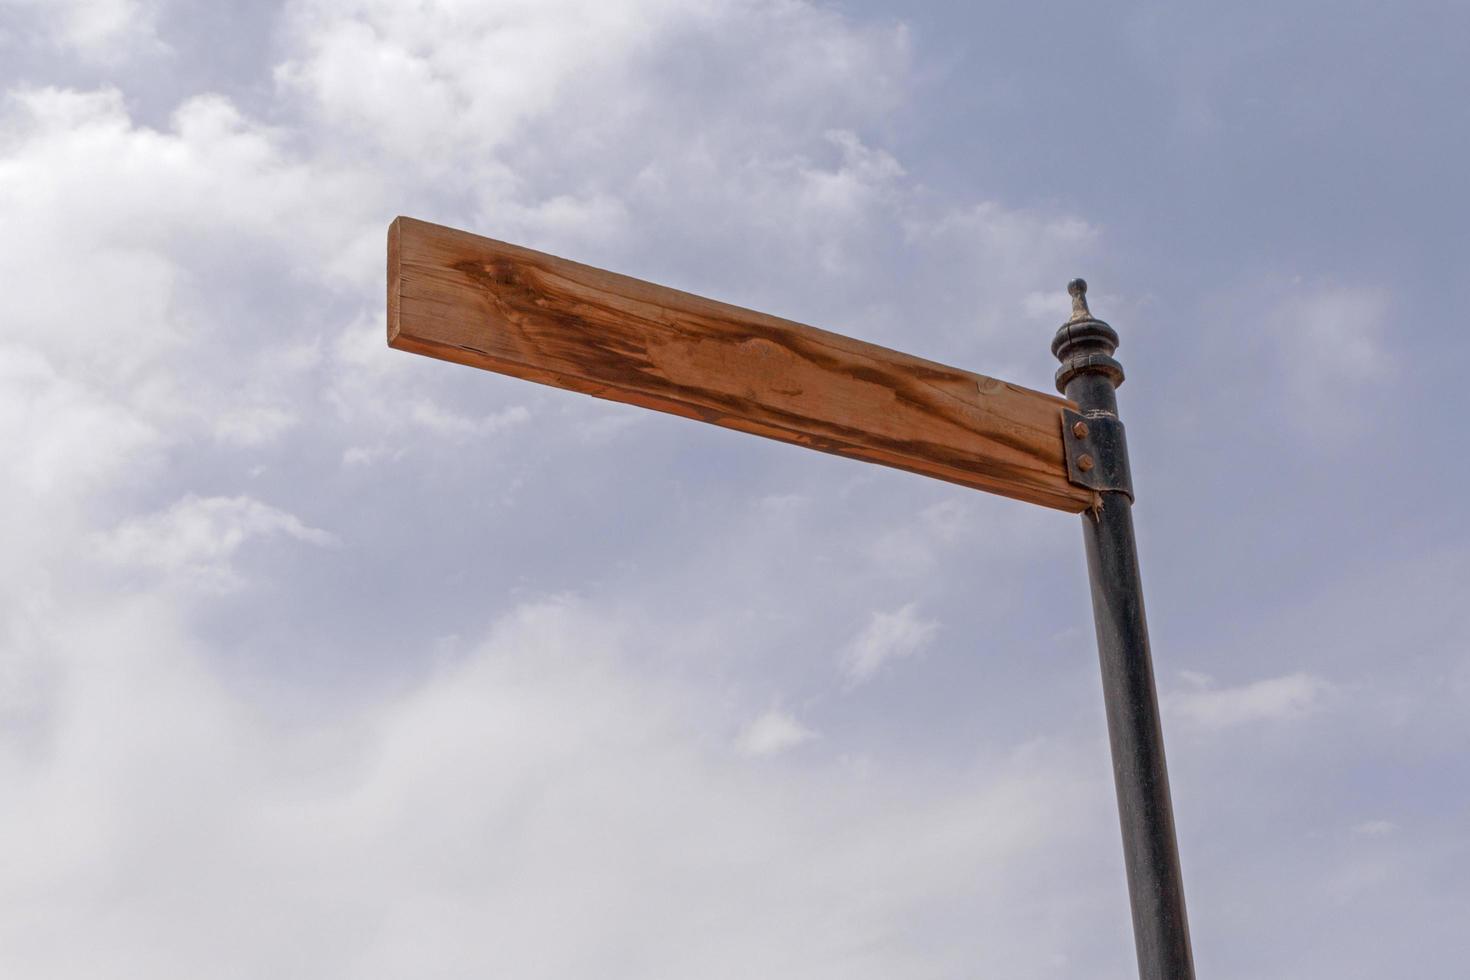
[1067,278,1091,323]
[1052,277,1122,394]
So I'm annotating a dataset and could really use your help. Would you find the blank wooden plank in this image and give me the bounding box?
[388,216,1096,513]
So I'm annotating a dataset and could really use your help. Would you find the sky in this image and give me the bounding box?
[1,0,1467,977]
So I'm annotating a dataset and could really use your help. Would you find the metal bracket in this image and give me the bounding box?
[1062,409,1133,501]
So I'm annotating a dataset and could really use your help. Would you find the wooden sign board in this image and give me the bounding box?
[388,216,1094,512]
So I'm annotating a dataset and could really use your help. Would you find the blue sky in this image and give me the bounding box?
[1,1,1466,977]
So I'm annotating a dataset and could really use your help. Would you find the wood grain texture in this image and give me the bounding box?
[388,216,1096,512]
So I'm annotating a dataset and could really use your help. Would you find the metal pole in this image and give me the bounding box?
[1052,280,1196,980]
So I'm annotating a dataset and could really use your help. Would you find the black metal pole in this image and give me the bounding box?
[1052,280,1196,980]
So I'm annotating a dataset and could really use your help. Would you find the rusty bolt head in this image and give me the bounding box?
[1072,420,1089,439]
[1077,453,1095,472]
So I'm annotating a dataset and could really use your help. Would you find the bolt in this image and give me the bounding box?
[1072,420,1089,439]
[1078,454,1095,472]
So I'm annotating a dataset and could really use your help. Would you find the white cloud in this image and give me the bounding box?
[0,595,1107,978]
[1269,283,1392,433]
[903,203,1099,332]
[1164,670,1334,731]
[1,0,163,62]
[276,0,906,164]
[842,602,939,685]
[273,0,915,264]
[0,346,161,605]
[405,400,532,439]
[736,706,818,757]
[864,497,1063,580]
[867,499,973,577]
[0,84,378,483]
[0,347,158,499]
[326,314,539,446]
[276,0,685,159]
[96,495,337,592]
[341,443,401,467]
[213,405,298,447]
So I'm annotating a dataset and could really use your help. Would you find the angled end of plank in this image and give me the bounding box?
[387,216,405,348]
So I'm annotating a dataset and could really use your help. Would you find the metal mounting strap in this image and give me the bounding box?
[1061,408,1134,501]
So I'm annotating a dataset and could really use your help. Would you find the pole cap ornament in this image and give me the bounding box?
[1052,278,1124,393]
